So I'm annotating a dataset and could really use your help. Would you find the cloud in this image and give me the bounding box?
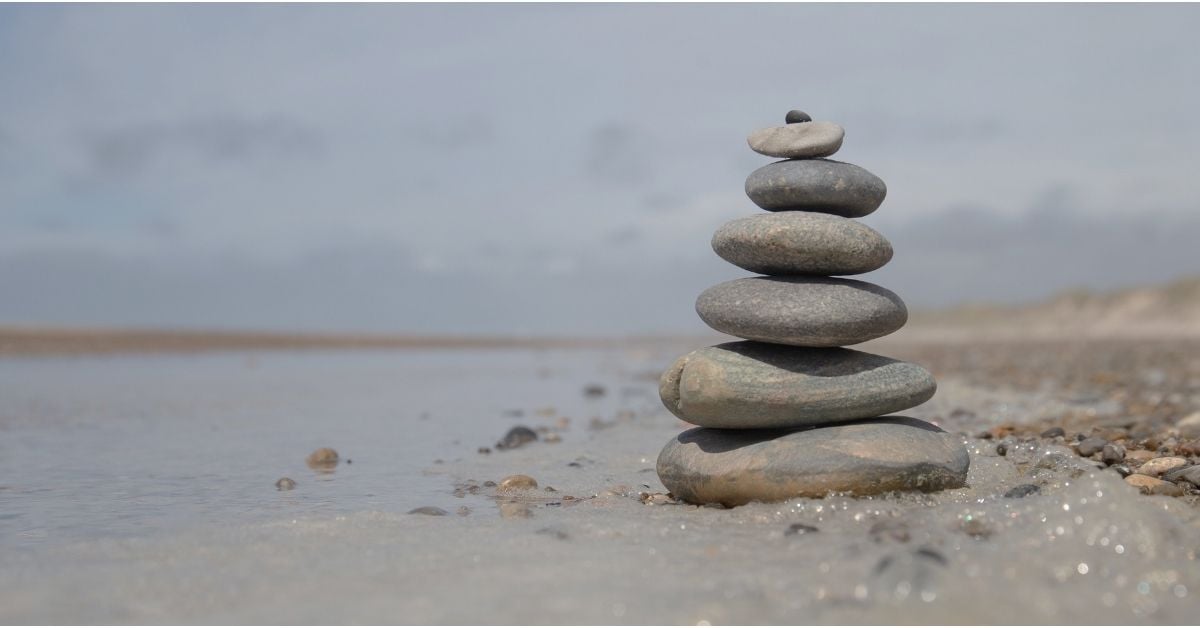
[80,114,325,177]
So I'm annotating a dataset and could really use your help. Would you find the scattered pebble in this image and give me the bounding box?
[1040,426,1065,438]
[1003,484,1040,498]
[639,492,677,506]
[583,384,607,398]
[1138,456,1188,477]
[1124,449,1157,464]
[306,447,339,471]
[477,447,491,455]
[1100,443,1125,465]
[408,506,448,516]
[543,433,562,444]
[498,474,538,492]
[456,506,471,516]
[784,523,819,536]
[482,480,497,487]
[1075,437,1108,457]
[1124,474,1179,495]
[496,426,538,450]
[1110,464,1134,477]
[1163,465,1200,487]
[275,477,297,491]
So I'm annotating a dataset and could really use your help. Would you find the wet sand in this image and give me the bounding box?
[2,336,1199,623]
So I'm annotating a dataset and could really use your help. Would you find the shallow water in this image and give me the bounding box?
[0,348,659,547]
[2,345,1199,623]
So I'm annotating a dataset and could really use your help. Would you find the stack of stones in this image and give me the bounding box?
[656,110,970,507]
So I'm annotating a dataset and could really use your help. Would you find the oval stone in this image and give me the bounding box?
[659,342,935,429]
[695,276,907,346]
[745,159,886,217]
[711,212,892,276]
[657,417,970,506]
[746,121,844,159]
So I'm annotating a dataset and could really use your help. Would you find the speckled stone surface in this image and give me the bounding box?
[696,276,907,346]
[745,159,886,217]
[711,212,892,276]
[657,417,970,506]
[659,342,935,429]
[746,121,844,159]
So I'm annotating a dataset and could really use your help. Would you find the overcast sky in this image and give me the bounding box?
[1,3,1198,335]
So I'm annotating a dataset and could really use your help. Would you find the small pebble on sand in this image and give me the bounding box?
[1003,484,1040,498]
[498,474,538,492]
[1138,456,1188,477]
[497,426,538,450]
[275,477,296,491]
[306,447,339,471]
[1075,437,1107,457]
[785,523,819,536]
[1100,443,1126,465]
[583,384,607,398]
[408,506,448,516]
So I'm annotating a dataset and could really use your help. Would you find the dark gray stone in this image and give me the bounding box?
[711,213,892,276]
[696,277,907,347]
[1101,443,1126,465]
[746,121,843,159]
[785,110,812,124]
[659,342,936,429]
[745,159,886,217]
[408,506,448,516]
[1076,437,1108,457]
[497,426,538,450]
[657,417,970,506]
[1162,465,1200,487]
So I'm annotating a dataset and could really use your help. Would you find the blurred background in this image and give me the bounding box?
[1,3,1198,338]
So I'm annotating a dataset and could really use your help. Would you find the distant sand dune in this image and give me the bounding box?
[902,275,1200,341]
[2,276,1197,355]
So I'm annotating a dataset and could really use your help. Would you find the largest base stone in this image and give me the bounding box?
[657,417,969,506]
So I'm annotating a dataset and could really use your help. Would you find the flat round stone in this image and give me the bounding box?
[746,121,844,159]
[696,276,906,346]
[745,159,886,217]
[657,417,970,506]
[711,212,892,276]
[659,342,935,429]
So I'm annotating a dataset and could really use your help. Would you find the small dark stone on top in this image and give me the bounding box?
[1003,484,1040,498]
[1076,436,1108,457]
[996,442,1009,456]
[583,384,607,398]
[1040,427,1066,438]
[784,523,819,536]
[785,110,812,124]
[497,425,538,450]
[408,506,448,516]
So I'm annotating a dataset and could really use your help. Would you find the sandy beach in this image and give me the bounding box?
[2,334,1199,623]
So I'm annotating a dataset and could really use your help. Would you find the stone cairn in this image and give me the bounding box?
[656,110,970,507]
